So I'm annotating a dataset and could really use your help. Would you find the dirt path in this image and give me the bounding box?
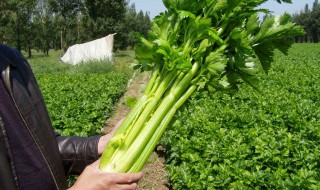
[103,71,169,190]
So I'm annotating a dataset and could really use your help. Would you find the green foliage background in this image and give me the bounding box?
[28,50,133,137]
[160,43,320,189]
[37,73,127,136]
[292,0,320,43]
[0,0,151,56]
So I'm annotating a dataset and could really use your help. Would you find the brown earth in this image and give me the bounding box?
[103,71,170,190]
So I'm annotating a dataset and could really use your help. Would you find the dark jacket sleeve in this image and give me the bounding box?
[56,134,101,175]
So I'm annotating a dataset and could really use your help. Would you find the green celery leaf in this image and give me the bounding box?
[251,14,305,73]
[246,14,260,35]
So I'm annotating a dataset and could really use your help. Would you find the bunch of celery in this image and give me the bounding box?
[99,0,305,173]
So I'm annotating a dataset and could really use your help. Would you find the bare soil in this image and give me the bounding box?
[103,71,170,190]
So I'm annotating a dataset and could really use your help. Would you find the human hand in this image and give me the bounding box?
[98,118,124,155]
[68,159,143,190]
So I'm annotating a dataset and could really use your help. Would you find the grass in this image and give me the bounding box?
[25,49,135,76]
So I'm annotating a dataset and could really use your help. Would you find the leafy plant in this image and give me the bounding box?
[37,73,128,136]
[160,44,320,189]
[99,0,305,173]
[125,96,138,108]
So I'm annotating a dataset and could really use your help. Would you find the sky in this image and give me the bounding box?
[130,0,315,19]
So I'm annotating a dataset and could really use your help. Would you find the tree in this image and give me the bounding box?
[32,0,54,55]
[0,2,12,44]
[301,4,312,42]
[84,0,128,50]
[0,0,38,56]
[291,0,320,43]
[49,0,84,51]
[311,0,320,42]
[0,0,151,52]
[125,3,138,48]
[124,3,151,48]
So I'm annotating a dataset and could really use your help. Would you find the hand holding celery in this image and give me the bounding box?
[100,0,305,173]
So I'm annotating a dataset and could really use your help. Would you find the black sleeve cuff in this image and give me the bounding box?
[56,135,101,175]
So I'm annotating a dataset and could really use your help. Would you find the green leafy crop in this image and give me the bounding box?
[160,44,320,189]
[37,73,127,136]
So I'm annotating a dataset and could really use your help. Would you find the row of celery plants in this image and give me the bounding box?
[160,43,320,189]
[36,73,128,136]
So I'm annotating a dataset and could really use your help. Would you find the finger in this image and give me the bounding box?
[114,172,143,184]
[115,182,138,190]
[115,118,124,126]
[113,118,124,131]
[89,159,101,169]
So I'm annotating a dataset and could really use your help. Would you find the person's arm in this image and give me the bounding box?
[57,119,122,175]
[61,119,143,190]
[56,134,101,175]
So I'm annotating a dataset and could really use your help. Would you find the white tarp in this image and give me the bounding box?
[60,33,116,65]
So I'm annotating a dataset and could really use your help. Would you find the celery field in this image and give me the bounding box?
[37,73,128,136]
[30,43,320,189]
[28,51,132,137]
[160,43,320,189]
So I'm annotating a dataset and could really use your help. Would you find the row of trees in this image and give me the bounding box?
[0,0,151,57]
[1,0,319,58]
[292,0,320,43]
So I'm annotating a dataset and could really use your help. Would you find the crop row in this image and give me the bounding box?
[36,73,128,136]
[160,44,320,189]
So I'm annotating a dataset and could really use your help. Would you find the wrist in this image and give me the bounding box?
[98,134,111,155]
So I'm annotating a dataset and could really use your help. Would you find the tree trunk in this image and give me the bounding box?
[16,24,22,51]
[61,30,63,50]
[28,45,32,58]
[312,30,319,43]
[27,32,32,58]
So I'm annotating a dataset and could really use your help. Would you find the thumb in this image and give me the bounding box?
[89,159,101,169]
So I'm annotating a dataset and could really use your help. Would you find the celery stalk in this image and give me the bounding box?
[100,0,305,173]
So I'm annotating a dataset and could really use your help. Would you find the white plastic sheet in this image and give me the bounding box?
[61,34,116,65]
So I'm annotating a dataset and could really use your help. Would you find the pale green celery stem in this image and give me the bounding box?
[183,39,192,54]
[100,67,160,169]
[121,70,177,148]
[162,71,184,98]
[105,91,176,172]
[105,63,200,172]
[172,62,200,97]
[128,85,197,172]
[100,93,149,169]
[149,74,161,95]
[127,63,200,172]
[101,71,179,172]
[116,65,160,136]
[105,67,160,139]
[100,143,117,169]
[143,66,160,95]
[171,71,185,89]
